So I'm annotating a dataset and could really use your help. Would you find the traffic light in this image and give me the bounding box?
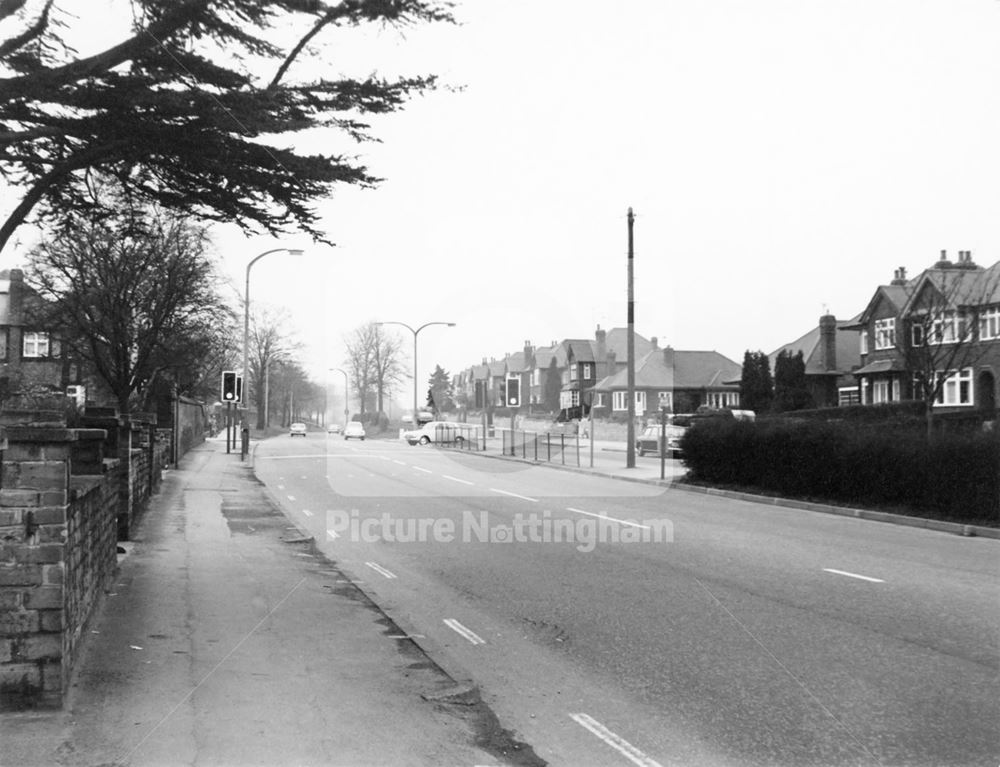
[221,371,238,402]
[236,375,244,404]
[505,377,520,408]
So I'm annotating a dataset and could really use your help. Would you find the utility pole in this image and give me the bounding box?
[626,207,636,468]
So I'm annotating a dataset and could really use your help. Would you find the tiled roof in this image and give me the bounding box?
[604,327,652,362]
[590,349,742,391]
[769,313,863,376]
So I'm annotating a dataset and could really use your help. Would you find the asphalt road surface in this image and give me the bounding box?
[253,431,1000,767]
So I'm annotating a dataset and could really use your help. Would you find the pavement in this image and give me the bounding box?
[0,437,543,767]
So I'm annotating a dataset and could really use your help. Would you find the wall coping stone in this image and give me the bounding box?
[6,427,78,444]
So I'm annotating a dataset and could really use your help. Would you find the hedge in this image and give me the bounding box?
[681,418,1000,523]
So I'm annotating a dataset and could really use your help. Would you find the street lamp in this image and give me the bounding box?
[329,368,350,428]
[242,247,303,431]
[377,321,455,425]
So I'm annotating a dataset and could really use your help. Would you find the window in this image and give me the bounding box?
[613,391,628,411]
[582,363,593,379]
[838,387,860,406]
[860,330,868,355]
[931,312,967,344]
[980,307,1000,341]
[635,391,646,412]
[657,391,672,410]
[706,391,739,408]
[570,365,578,382]
[911,323,925,347]
[934,368,973,407]
[532,369,540,386]
[0,328,7,361]
[872,379,899,404]
[874,318,896,350]
[592,393,604,408]
[22,331,51,358]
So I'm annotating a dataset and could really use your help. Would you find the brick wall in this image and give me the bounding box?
[0,419,177,710]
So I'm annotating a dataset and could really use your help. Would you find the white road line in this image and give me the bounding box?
[365,561,397,579]
[443,475,474,486]
[326,529,339,540]
[569,713,664,767]
[302,509,313,517]
[413,466,433,474]
[443,618,486,645]
[277,484,285,490]
[823,568,885,583]
[566,507,651,530]
[286,495,296,502]
[393,460,408,466]
[490,488,539,502]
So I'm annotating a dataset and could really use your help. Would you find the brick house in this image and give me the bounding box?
[0,269,70,402]
[590,346,743,418]
[768,313,864,408]
[843,252,1000,413]
[555,326,653,420]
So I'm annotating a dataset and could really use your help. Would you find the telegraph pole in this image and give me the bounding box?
[626,207,636,468]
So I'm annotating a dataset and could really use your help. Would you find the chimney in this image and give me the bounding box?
[9,268,23,282]
[594,326,607,374]
[934,249,953,269]
[819,313,837,372]
[662,346,674,368]
[606,350,617,371]
[594,325,606,344]
[890,266,907,286]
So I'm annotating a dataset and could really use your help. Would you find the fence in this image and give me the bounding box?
[499,429,582,467]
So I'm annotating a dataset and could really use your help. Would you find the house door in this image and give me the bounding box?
[977,370,996,413]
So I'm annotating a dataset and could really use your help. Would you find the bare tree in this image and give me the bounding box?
[25,201,228,415]
[344,321,406,423]
[247,306,300,429]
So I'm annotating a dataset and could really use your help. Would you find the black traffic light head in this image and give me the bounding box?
[221,371,238,401]
[506,377,520,408]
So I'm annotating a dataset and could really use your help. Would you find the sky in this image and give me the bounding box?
[3,1,1000,410]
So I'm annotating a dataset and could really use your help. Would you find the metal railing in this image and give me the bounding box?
[500,429,582,467]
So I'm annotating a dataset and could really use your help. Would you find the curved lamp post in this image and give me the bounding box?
[376,321,455,425]
[329,367,350,428]
[242,247,303,430]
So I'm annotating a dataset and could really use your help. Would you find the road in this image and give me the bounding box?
[254,431,1000,767]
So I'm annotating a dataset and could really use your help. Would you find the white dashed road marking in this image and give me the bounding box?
[302,509,313,517]
[569,713,664,767]
[443,475,474,486]
[365,561,397,579]
[823,568,885,583]
[490,488,538,502]
[326,529,340,540]
[566,507,651,530]
[413,466,433,474]
[286,495,296,502]
[443,618,486,645]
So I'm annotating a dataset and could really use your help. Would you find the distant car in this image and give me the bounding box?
[290,422,308,437]
[404,421,479,446]
[635,415,691,458]
[343,421,366,440]
[327,423,342,434]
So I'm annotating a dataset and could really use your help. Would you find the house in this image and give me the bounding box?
[843,251,1000,413]
[768,312,864,408]
[554,326,654,420]
[0,268,72,402]
[591,346,743,419]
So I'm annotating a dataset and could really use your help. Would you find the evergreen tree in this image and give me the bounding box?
[773,350,814,412]
[544,357,563,412]
[426,365,454,414]
[740,350,774,413]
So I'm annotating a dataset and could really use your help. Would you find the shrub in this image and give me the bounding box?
[682,418,999,523]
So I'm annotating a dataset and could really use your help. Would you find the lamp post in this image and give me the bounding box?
[377,321,455,425]
[329,368,350,428]
[242,247,303,432]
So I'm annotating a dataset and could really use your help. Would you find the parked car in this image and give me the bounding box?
[404,421,479,446]
[635,415,692,458]
[289,422,308,437]
[343,421,366,440]
[327,423,342,434]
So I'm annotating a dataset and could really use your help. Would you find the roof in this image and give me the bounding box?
[901,261,1000,315]
[852,358,910,376]
[590,349,742,392]
[769,313,863,376]
[603,328,652,363]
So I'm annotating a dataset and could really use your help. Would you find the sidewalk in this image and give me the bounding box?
[0,440,538,767]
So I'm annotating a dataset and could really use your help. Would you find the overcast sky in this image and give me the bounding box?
[4,1,1000,406]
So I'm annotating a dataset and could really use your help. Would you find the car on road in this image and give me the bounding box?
[289,422,308,437]
[343,421,366,440]
[404,421,479,446]
[635,415,691,458]
[326,423,342,434]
